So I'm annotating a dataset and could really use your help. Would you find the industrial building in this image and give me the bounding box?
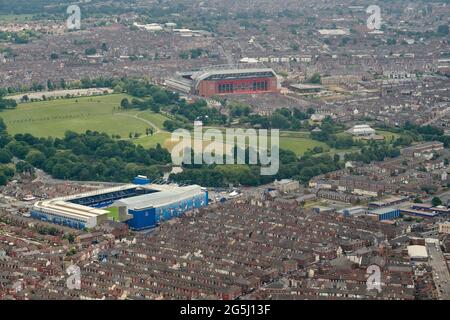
[368,196,409,208]
[289,83,323,94]
[407,245,428,261]
[370,207,401,221]
[338,206,367,217]
[31,178,208,230]
[165,65,279,97]
[399,203,449,219]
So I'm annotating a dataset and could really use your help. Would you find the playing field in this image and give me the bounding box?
[134,132,173,149]
[133,128,328,156]
[0,95,330,156]
[106,207,119,221]
[280,137,329,155]
[377,130,400,142]
[0,94,170,138]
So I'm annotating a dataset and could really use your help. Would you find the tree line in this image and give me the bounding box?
[0,88,17,111]
[170,148,342,187]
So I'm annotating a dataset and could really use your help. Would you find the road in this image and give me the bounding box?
[218,44,234,66]
[427,243,450,300]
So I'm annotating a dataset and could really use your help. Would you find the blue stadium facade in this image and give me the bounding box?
[126,191,208,230]
[114,184,208,231]
[30,210,89,229]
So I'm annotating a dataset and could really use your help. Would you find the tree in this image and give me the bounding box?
[6,141,30,158]
[150,104,160,113]
[291,43,299,51]
[85,48,97,55]
[0,97,17,110]
[120,98,130,109]
[16,161,34,174]
[308,73,321,84]
[432,197,443,207]
[179,51,189,59]
[25,150,46,167]
[333,154,340,163]
[0,173,7,186]
[270,113,290,129]
[47,79,55,90]
[113,84,123,93]
[0,118,6,133]
[0,149,13,164]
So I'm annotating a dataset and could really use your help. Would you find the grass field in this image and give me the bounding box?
[106,207,119,221]
[377,130,400,142]
[0,94,170,138]
[1,95,337,156]
[134,132,173,149]
[133,128,328,156]
[0,14,35,23]
[280,137,329,155]
[137,111,170,130]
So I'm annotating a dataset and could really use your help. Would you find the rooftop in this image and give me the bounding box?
[407,245,428,259]
[114,185,203,210]
[372,207,399,215]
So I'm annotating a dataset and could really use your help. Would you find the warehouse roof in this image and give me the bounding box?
[371,207,399,215]
[407,245,428,259]
[369,196,408,207]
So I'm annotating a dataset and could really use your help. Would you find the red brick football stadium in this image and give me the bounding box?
[165,66,279,97]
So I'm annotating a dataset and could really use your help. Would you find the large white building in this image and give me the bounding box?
[347,124,376,136]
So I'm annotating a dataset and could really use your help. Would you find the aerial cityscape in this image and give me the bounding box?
[0,0,449,305]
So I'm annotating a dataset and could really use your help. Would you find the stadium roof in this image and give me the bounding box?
[34,200,109,220]
[114,185,202,210]
[190,67,276,83]
[55,184,138,202]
